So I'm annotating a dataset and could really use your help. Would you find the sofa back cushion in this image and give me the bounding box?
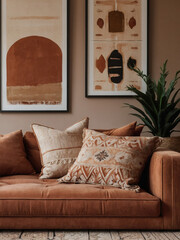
[96,121,144,136]
[24,132,42,173]
[0,130,35,176]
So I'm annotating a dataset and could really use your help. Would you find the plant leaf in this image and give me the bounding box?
[126,61,180,137]
[125,103,153,126]
[171,89,180,103]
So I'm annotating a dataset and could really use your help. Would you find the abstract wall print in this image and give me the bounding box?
[1,0,68,112]
[86,0,148,97]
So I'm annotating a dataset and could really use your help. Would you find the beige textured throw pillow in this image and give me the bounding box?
[32,118,89,179]
[59,129,160,192]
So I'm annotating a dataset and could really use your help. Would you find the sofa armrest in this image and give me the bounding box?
[149,150,180,230]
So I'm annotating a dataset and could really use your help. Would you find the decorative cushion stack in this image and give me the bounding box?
[24,121,143,172]
[0,119,160,192]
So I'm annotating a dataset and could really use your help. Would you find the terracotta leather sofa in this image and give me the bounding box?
[0,149,179,230]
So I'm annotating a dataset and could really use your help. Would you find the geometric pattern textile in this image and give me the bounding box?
[59,129,160,192]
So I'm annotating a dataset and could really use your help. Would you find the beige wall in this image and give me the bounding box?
[0,0,180,135]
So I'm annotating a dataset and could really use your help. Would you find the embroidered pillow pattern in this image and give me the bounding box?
[59,129,160,192]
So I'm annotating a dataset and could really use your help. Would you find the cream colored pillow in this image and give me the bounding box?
[32,118,89,179]
[59,129,161,192]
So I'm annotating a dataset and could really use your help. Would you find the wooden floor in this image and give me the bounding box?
[0,231,179,240]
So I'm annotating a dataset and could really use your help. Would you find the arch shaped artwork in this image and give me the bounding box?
[7,36,62,105]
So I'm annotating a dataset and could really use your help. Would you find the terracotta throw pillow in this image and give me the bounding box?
[134,125,144,136]
[0,130,35,176]
[59,129,160,192]
[24,132,42,173]
[96,121,144,136]
[32,118,89,179]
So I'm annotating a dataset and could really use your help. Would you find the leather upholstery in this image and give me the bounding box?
[0,175,160,218]
[149,150,180,230]
[0,217,163,230]
[0,150,179,230]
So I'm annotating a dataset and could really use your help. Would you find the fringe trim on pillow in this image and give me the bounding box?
[120,178,141,193]
[120,182,141,193]
[58,178,141,193]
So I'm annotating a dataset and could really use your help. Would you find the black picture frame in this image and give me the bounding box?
[0,0,69,112]
[85,0,149,98]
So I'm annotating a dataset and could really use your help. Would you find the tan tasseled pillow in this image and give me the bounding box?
[59,129,160,192]
[0,130,35,176]
[32,118,89,179]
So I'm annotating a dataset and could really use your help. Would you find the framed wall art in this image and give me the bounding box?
[86,0,148,97]
[1,0,68,112]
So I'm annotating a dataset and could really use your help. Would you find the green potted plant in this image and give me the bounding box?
[125,61,180,151]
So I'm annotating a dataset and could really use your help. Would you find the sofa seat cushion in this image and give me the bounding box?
[0,175,160,218]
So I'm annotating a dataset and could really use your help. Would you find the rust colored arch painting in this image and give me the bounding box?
[7,36,62,105]
[1,0,68,111]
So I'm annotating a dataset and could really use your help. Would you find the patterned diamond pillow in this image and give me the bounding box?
[32,118,89,179]
[58,129,161,192]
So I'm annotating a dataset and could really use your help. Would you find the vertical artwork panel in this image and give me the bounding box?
[94,41,142,92]
[94,0,142,41]
[86,0,148,97]
[1,0,68,111]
